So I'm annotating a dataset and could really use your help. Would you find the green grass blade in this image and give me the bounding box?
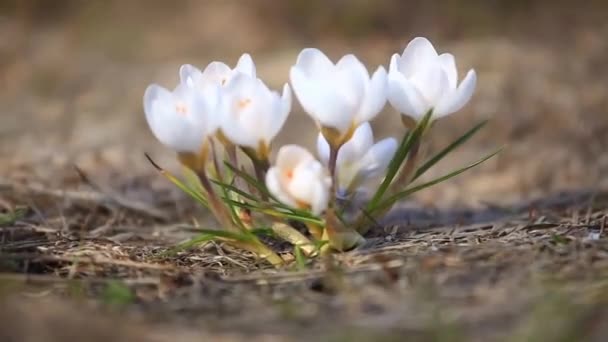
[412,120,488,182]
[224,161,275,199]
[367,110,433,210]
[294,245,308,271]
[212,179,261,202]
[371,148,503,213]
[224,199,324,225]
[145,153,208,207]
[197,228,256,242]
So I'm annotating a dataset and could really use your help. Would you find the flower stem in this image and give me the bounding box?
[252,157,270,186]
[327,145,340,209]
[195,169,236,231]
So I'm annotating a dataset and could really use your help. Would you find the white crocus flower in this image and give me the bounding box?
[317,122,397,195]
[290,48,387,147]
[266,145,332,215]
[179,53,256,90]
[143,83,219,157]
[219,73,291,159]
[388,37,477,124]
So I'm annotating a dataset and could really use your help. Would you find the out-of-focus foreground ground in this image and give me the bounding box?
[1,1,608,341]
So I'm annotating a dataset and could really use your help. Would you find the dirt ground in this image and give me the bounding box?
[1,1,608,341]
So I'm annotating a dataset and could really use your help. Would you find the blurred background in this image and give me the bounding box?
[1,0,607,208]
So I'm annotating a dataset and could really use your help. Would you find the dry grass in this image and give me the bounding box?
[1,184,608,341]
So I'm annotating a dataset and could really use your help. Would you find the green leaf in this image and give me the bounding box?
[145,154,208,207]
[224,161,274,199]
[294,245,308,271]
[412,120,488,182]
[212,179,262,202]
[196,228,256,242]
[171,234,217,253]
[367,110,433,210]
[371,148,503,213]
[0,207,27,226]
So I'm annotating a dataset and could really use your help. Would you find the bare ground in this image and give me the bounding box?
[1,1,608,341]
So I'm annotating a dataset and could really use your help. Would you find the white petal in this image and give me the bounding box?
[290,67,354,133]
[144,84,207,153]
[356,66,387,124]
[335,54,368,110]
[266,168,297,207]
[356,137,398,180]
[310,177,330,215]
[277,83,292,133]
[397,37,439,77]
[436,69,477,117]
[316,133,330,166]
[235,53,256,77]
[409,63,450,106]
[179,64,203,88]
[336,122,374,167]
[219,74,263,148]
[276,145,315,171]
[293,48,334,77]
[438,53,457,89]
[387,71,429,120]
[201,62,233,86]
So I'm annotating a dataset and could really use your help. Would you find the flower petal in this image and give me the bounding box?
[310,175,331,215]
[436,69,477,117]
[290,67,354,133]
[356,66,387,124]
[336,122,374,167]
[356,137,398,180]
[293,48,334,77]
[438,53,457,89]
[276,145,315,172]
[387,70,429,120]
[397,37,439,77]
[335,54,368,109]
[179,64,203,88]
[144,84,207,153]
[235,53,256,77]
[201,61,233,86]
[266,168,297,207]
[316,133,330,165]
[409,62,450,107]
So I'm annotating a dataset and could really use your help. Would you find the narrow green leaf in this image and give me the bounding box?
[224,161,274,199]
[371,148,503,213]
[174,234,217,251]
[212,179,261,202]
[412,120,488,182]
[225,200,325,225]
[367,110,433,210]
[196,228,256,242]
[294,245,307,271]
[145,154,208,207]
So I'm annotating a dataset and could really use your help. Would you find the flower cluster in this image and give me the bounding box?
[144,37,492,266]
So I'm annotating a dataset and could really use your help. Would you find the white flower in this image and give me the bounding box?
[266,145,332,215]
[179,53,256,91]
[317,122,397,194]
[290,48,387,145]
[388,37,477,122]
[219,73,291,158]
[143,83,219,154]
